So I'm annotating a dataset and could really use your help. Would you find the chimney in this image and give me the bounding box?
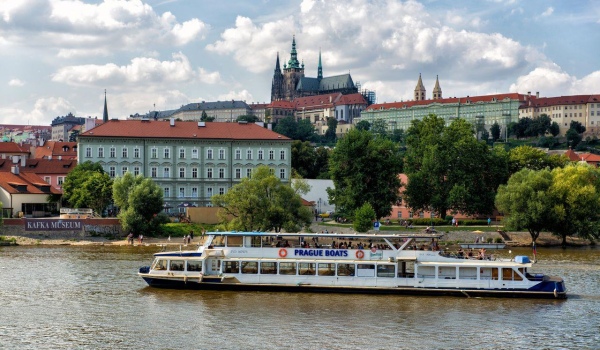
[170,117,175,127]
[12,155,18,163]
[49,155,52,160]
[21,157,26,167]
[527,91,531,96]
[58,156,62,160]
[536,92,539,98]
[11,165,19,175]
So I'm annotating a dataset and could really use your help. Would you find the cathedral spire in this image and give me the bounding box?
[274,52,281,73]
[433,75,442,100]
[317,49,323,81]
[287,35,300,69]
[103,89,109,122]
[414,73,426,101]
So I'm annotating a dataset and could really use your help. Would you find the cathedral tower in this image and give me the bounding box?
[432,75,442,100]
[271,52,284,101]
[414,73,426,101]
[282,36,305,101]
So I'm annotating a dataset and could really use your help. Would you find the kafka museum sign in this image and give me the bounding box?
[24,219,83,231]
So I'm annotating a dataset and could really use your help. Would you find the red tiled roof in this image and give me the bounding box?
[80,120,290,140]
[268,101,295,109]
[519,95,593,109]
[0,171,61,195]
[249,103,268,110]
[0,142,29,154]
[337,93,368,105]
[366,93,526,111]
[294,92,341,109]
[564,149,580,161]
[32,141,78,159]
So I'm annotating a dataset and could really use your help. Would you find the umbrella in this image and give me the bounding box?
[178,202,197,208]
[472,230,484,234]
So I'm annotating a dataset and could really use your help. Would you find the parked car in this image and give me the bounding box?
[319,211,334,218]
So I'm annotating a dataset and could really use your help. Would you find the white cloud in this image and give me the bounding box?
[0,0,208,57]
[541,7,554,17]
[51,52,220,86]
[217,89,254,102]
[509,64,600,96]
[0,97,76,125]
[8,79,25,87]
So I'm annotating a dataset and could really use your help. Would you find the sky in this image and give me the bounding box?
[1,0,599,126]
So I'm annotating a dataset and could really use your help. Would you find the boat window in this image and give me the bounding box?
[337,263,355,276]
[152,259,167,271]
[251,236,262,247]
[317,263,335,276]
[187,261,202,272]
[299,262,316,275]
[279,262,297,275]
[397,261,414,278]
[377,264,395,278]
[213,236,225,247]
[224,261,239,273]
[260,262,277,274]
[241,261,258,274]
[226,236,243,247]
[515,268,524,281]
[170,260,185,271]
[458,267,477,280]
[356,264,375,277]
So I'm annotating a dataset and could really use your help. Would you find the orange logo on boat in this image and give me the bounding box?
[356,250,365,259]
[279,249,288,258]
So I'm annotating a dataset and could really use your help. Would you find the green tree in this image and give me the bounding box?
[496,168,554,243]
[62,161,113,214]
[212,166,311,232]
[355,120,371,131]
[370,119,388,138]
[490,122,501,142]
[508,145,568,174]
[353,202,376,232]
[236,114,259,123]
[390,129,404,143]
[547,164,600,246]
[327,129,402,219]
[291,140,315,178]
[314,147,331,179]
[404,115,508,218]
[566,128,582,149]
[274,116,297,139]
[200,110,215,122]
[113,175,164,235]
[324,117,338,143]
[296,119,316,142]
[549,122,560,137]
[570,120,586,134]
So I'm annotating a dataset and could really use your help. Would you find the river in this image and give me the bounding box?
[1,245,598,349]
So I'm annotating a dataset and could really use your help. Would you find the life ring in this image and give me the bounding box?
[356,250,365,259]
[279,249,288,258]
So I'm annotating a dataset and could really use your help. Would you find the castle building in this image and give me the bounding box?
[271,36,358,102]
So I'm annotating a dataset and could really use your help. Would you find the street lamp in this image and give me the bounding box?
[318,198,322,214]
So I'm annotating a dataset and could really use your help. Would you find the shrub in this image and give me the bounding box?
[458,219,488,226]
[495,237,504,243]
[405,218,447,226]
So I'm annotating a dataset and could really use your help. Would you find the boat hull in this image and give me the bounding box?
[140,275,567,299]
[460,243,506,249]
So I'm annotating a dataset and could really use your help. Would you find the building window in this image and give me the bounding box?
[258,150,264,160]
[246,168,252,178]
[109,166,116,178]
[164,187,170,198]
[206,187,213,198]
[164,148,170,159]
[247,150,252,160]
[397,211,402,219]
[179,188,185,198]
[192,167,198,179]
[122,148,128,158]
[163,167,170,178]
[110,147,116,158]
[192,149,198,159]
[151,167,157,178]
[134,148,140,158]
[191,187,198,198]
[219,149,225,160]
[280,150,285,160]
[57,177,64,185]
[409,211,413,219]
[235,168,241,179]
[219,187,225,195]
[122,167,128,176]
[207,149,213,160]
[44,176,51,184]
[179,148,185,159]
[179,167,185,178]
[151,148,157,159]
[235,149,241,160]
[219,168,225,179]
[98,147,104,158]
[134,166,140,176]
[269,150,274,160]
[279,169,285,179]
[85,147,91,158]
[207,168,213,179]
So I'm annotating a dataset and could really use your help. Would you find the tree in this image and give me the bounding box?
[274,116,315,142]
[570,120,586,134]
[496,168,554,243]
[291,140,315,178]
[113,174,164,235]
[490,122,501,142]
[62,161,113,214]
[549,122,560,137]
[313,147,331,179]
[236,115,259,123]
[212,166,312,232]
[390,129,404,143]
[355,120,371,131]
[327,129,403,219]
[370,119,388,138]
[296,119,316,142]
[403,115,509,218]
[353,202,376,232]
[566,128,582,149]
[324,117,338,143]
[200,110,215,122]
[547,164,600,246]
[508,145,568,174]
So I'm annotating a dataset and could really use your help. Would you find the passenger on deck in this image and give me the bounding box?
[284,240,290,247]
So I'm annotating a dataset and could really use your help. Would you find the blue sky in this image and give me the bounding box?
[1,0,599,125]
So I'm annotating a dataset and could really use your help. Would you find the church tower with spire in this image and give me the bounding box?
[271,52,284,101]
[282,35,305,101]
[317,49,323,81]
[432,75,442,100]
[103,89,109,122]
[414,73,426,101]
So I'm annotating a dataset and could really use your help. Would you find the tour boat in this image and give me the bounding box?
[138,231,567,299]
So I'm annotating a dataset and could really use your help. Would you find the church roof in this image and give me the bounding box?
[178,100,250,111]
[297,74,355,93]
[367,93,526,111]
[433,75,441,92]
[415,73,426,91]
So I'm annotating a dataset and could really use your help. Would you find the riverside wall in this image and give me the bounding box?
[1,218,122,239]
